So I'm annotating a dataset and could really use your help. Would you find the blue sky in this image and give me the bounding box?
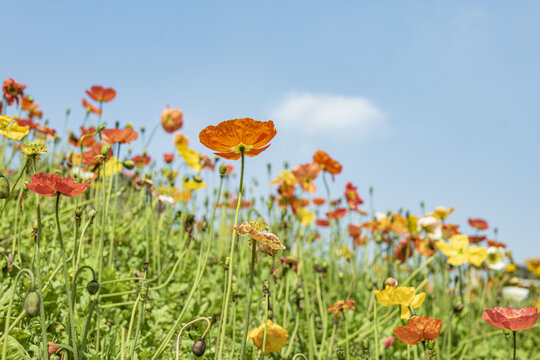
[3,1,539,261]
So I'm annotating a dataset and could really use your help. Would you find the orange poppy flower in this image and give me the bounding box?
[393,315,442,345]
[101,127,138,144]
[316,219,329,227]
[487,240,506,248]
[85,85,116,102]
[161,105,183,133]
[313,150,342,175]
[313,198,326,206]
[349,224,366,246]
[328,299,356,319]
[468,235,486,244]
[345,182,363,211]
[199,118,276,160]
[468,218,489,230]
[21,97,43,119]
[82,98,103,115]
[69,126,96,148]
[292,162,321,193]
[82,143,112,166]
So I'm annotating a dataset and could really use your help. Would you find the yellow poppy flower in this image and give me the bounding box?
[340,245,353,260]
[177,146,203,172]
[298,207,315,225]
[374,286,426,319]
[526,258,540,277]
[0,115,29,141]
[247,320,288,354]
[436,234,487,267]
[100,157,123,177]
[427,206,455,220]
[20,142,47,157]
[183,177,206,191]
[270,170,297,187]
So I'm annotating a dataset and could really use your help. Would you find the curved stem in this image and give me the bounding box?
[2,268,35,360]
[175,317,211,360]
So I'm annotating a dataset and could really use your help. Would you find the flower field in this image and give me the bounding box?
[0,78,539,359]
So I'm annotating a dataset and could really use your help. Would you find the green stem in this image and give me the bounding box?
[239,241,257,359]
[512,331,517,360]
[55,194,80,360]
[216,151,245,360]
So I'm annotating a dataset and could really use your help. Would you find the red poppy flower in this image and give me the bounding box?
[487,240,506,248]
[280,257,298,273]
[82,143,112,166]
[69,126,96,148]
[313,150,342,175]
[132,155,151,167]
[18,118,37,130]
[393,316,443,345]
[327,208,347,220]
[482,307,539,331]
[316,219,329,227]
[345,182,363,211]
[313,198,326,206]
[82,98,103,115]
[199,118,277,160]
[163,153,175,163]
[102,127,138,144]
[225,164,234,175]
[200,155,215,171]
[161,105,183,133]
[468,218,489,231]
[85,85,116,102]
[394,237,414,263]
[25,173,91,197]
[2,78,26,105]
[468,235,486,244]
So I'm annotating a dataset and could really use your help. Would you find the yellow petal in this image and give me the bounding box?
[400,304,411,320]
[410,292,426,308]
[435,240,457,258]
[447,253,469,266]
[449,234,469,249]
[467,246,487,267]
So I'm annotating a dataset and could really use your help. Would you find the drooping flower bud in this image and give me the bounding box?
[123,159,135,169]
[24,291,40,317]
[384,277,398,288]
[0,175,10,199]
[192,339,207,357]
[87,280,100,295]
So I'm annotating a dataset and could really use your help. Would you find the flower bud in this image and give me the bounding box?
[97,124,106,132]
[219,164,227,176]
[362,338,369,350]
[336,348,346,360]
[384,277,398,288]
[101,144,111,157]
[24,291,40,317]
[453,301,464,313]
[75,206,84,217]
[123,160,135,169]
[0,175,10,199]
[87,280,100,295]
[192,339,206,357]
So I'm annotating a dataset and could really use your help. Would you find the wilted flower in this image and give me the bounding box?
[247,320,288,354]
[20,142,47,157]
[235,221,285,261]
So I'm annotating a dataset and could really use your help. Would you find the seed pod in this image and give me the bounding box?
[0,175,10,199]
[24,291,40,317]
[87,280,100,295]
[192,339,206,357]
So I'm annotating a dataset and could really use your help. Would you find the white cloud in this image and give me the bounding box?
[270,92,385,137]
